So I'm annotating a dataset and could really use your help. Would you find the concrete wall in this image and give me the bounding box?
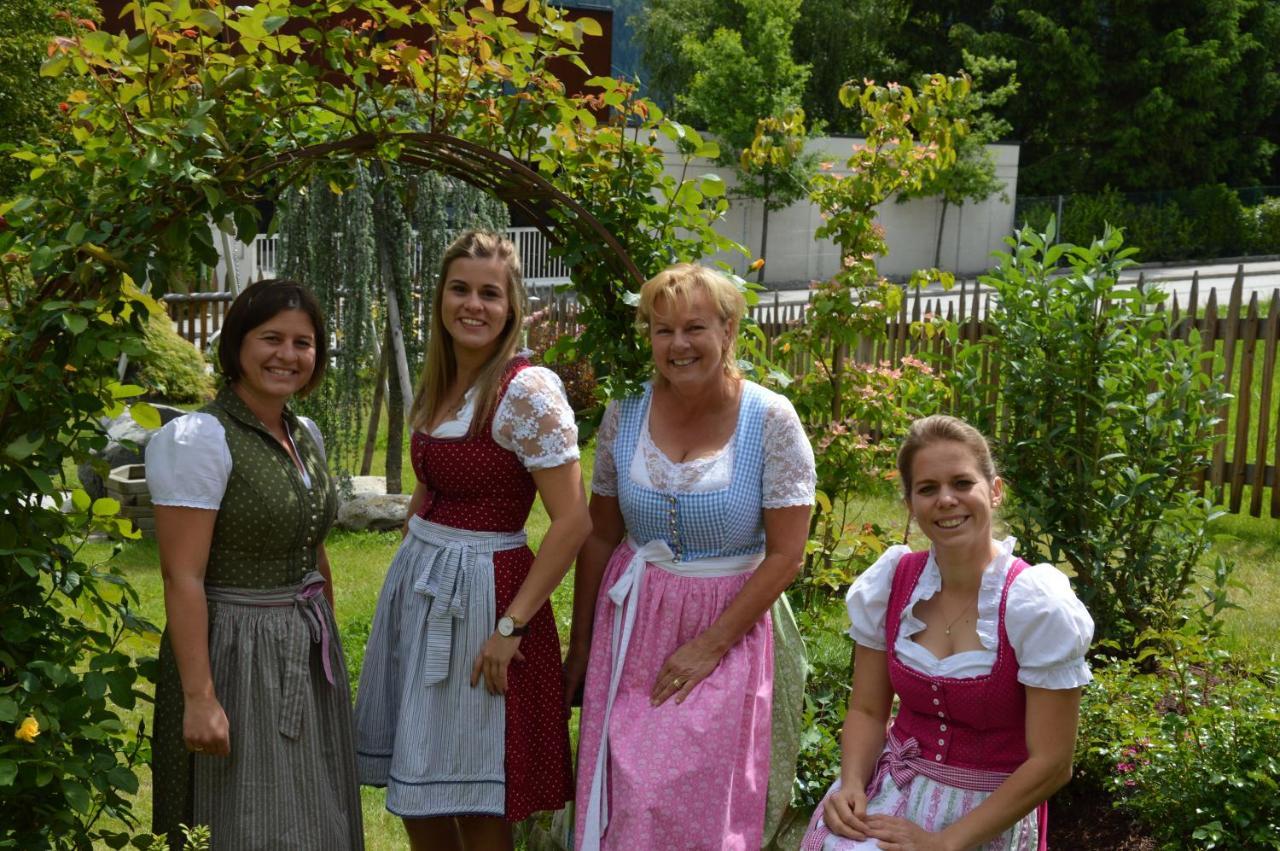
[657,136,1020,283]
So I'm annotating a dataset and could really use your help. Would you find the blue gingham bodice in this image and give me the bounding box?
[615,381,769,561]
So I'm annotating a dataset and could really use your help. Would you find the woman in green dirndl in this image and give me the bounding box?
[146,280,363,849]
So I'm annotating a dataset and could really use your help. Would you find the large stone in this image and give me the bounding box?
[77,404,187,499]
[336,493,412,532]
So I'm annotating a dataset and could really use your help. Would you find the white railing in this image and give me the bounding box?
[250,226,572,291]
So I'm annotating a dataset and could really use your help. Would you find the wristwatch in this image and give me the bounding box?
[497,615,529,638]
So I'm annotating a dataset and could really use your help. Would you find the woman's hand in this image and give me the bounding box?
[823,782,871,840]
[562,642,590,709]
[865,814,953,851]
[470,632,526,695]
[183,693,231,757]
[650,634,724,706]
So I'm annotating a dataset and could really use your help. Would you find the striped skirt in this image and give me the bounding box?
[151,572,364,850]
[354,516,573,821]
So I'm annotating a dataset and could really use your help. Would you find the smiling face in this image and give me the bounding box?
[907,439,1003,554]
[439,255,512,359]
[648,290,735,390]
[235,308,318,405]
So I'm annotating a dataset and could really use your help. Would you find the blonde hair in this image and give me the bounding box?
[636,263,746,380]
[896,415,998,499]
[409,230,526,435]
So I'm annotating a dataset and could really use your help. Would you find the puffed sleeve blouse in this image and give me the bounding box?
[590,383,815,505]
[429,365,580,470]
[145,411,326,508]
[845,538,1094,690]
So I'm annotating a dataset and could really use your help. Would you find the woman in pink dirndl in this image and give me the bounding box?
[565,264,815,850]
[802,415,1094,851]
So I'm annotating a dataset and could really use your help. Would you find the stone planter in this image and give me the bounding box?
[106,463,155,538]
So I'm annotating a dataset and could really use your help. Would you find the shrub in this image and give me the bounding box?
[1244,197,1280,254]
[133,311,215,403]
[1121,200,1193,263]
[1177,184,1248,258]
[1076,631,1280,849]
[1060,188,1128,248]
[955,220,1229,647]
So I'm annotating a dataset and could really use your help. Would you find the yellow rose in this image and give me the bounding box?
[14,715,39,743]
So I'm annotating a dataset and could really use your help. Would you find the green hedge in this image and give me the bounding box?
[1018,185,1280,262]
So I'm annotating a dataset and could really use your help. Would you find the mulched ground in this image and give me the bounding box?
[1048,785,1157,850]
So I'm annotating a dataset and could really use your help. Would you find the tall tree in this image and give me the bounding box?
[791,0,909,135]
[952,0,1280,193]
[677,0,816,278]
[631,0,736,115]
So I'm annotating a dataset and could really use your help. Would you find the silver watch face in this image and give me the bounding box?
[498,616,514,637]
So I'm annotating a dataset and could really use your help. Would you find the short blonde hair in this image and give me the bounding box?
[896,415,999,499]
[636,263,746,378]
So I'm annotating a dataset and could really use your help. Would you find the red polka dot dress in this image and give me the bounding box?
[354,357,575,821]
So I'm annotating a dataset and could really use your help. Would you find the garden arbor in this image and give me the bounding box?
[0,1,734,845]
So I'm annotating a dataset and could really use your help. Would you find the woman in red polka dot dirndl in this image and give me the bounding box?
[354,230,590,850]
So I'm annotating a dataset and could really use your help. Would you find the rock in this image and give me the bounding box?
[77,404,187,499]
[336,493,412,532]
[344,476,389,498]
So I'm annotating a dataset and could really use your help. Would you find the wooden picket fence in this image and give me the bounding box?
[163,291,234,352]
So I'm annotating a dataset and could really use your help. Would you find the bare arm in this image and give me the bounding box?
[563,492,626,705]
[824,644,894,839]
[472,460,591,694]
[154,504,230,757]
[651,503,810,705]
[867,686,1082,851]
[401,480,429,538]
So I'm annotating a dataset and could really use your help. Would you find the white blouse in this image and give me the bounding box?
[145,413,326,510]
[428,366,580,471]
[845,538,1094,690]
[590,383,816,506]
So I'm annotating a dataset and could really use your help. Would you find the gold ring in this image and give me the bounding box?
[672,678,685,688]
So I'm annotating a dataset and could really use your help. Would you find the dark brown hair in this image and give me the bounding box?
[896,415,998,499]
[216,278,327,397]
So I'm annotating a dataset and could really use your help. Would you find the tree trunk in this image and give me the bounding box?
[758,174,771,285]
[934,199,950,269]
[360,346,387,476]
[383,320,404,495]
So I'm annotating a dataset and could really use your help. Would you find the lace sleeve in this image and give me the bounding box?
[493,367,581,471]
[762,393,816,508]
[590,400,621,497]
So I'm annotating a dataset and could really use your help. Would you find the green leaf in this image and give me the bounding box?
[62,779,91,814]
[92,497,121,517]
[0,696,17,723]
[0,761,16,786]
[130,402,161,429]
[263,15,288,33]
[578,17,602,37]
[62,313,88,334]
[191,9,223,35]
[4,432,44,461]
[71,489,91,512]
[39,55,69,78]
